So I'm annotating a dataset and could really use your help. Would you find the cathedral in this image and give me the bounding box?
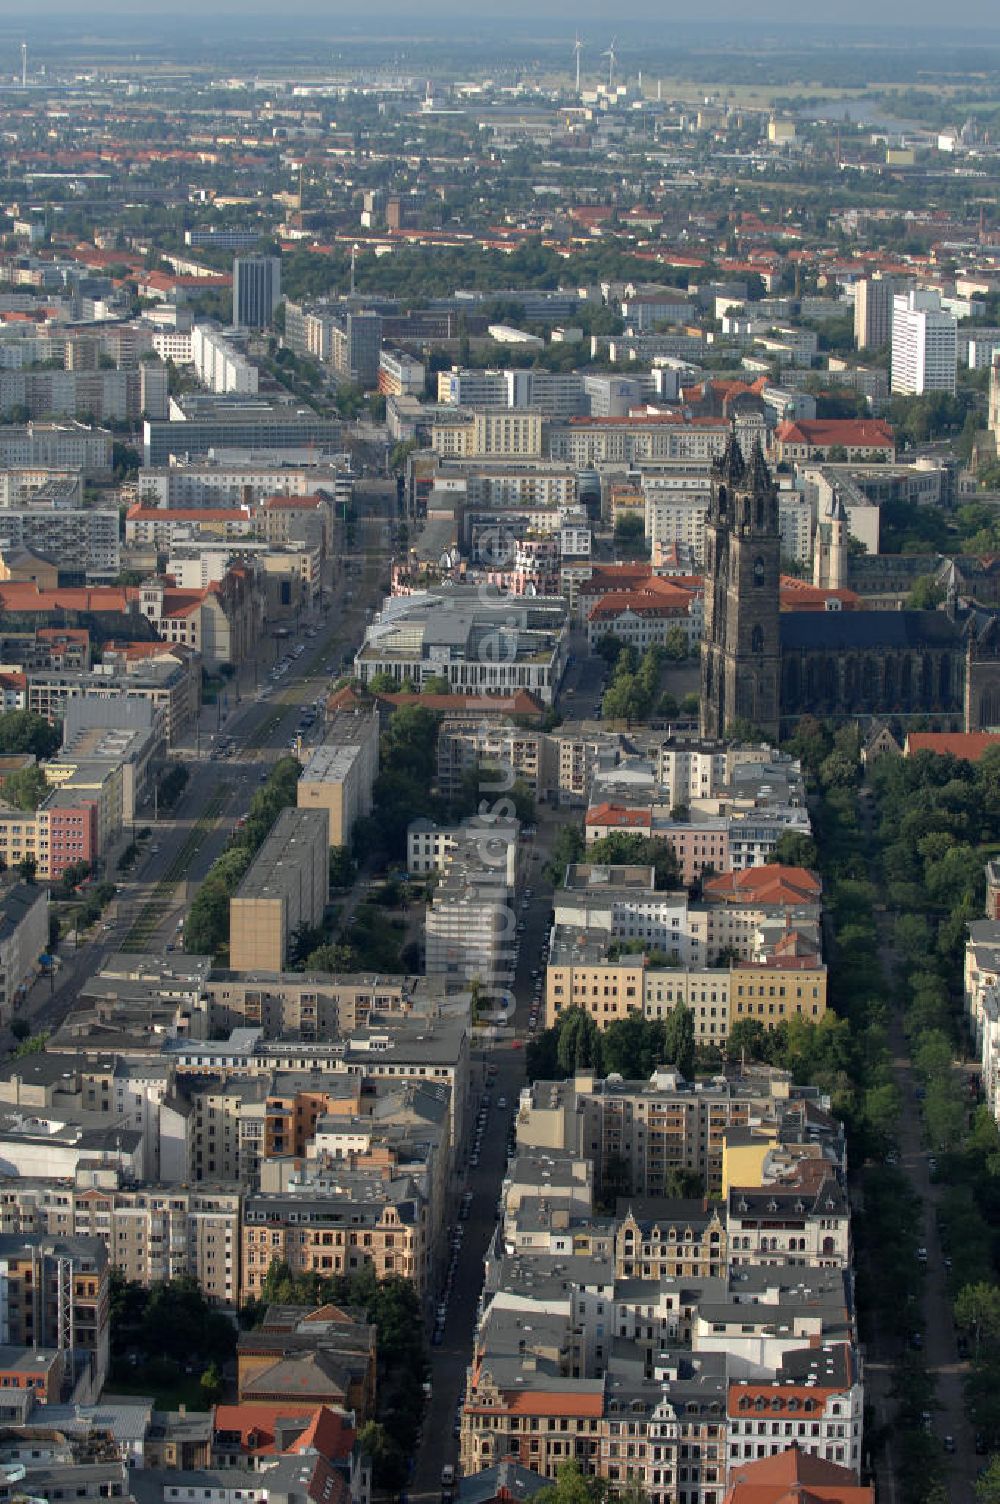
[700,437,1000,739]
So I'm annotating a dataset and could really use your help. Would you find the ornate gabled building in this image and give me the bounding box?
[701,438,1000,735]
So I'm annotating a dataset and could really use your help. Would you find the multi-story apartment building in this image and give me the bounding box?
[229,808,330,973]
[133,463,348,510]
[0,1234,110,1399]
[297,712,379,848]
[0,423,112,480]
[378,349,425,398]
[436,718,550,801]
[241,1177,428,1299]
[0,1182,241,1307]
[517,1068,838,1198]
[891,289,957,396]
[726,1179,850,1269]
[26,649,200,744]
[853,275,899,350]
[0,881,47,1024]
[205,971,439,1038]
[125,505,254,549]
[644,491,711,566]
[726,1345,863,1476]
[548,416,728,467]
[0,509,119,578]
[407,816,518,884]
[191,325,259,396]
[424,852,511,997]
[431,411,545,460]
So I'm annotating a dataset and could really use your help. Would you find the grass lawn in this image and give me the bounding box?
[106,1364,210,1411]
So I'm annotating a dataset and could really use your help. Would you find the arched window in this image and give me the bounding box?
[718,485,727,516]
[751,625,764,654]
[756,497,765,529]
[754,557,765,586]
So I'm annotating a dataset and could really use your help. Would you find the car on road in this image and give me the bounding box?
[917,1246,927,1263]
[497,1097,507,1109]
[441,1467,455,1488]
[943,1436,955,1454]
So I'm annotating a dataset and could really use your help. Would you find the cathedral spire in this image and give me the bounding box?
[749,434,772,496]
[716,432,746,485]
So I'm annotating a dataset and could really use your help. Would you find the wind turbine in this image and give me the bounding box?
[603,37,617,93]
[572,34,582,94]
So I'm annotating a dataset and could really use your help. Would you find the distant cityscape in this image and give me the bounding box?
[0,19,991,1504]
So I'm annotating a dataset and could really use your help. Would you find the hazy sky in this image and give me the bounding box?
[2,0,1000,27]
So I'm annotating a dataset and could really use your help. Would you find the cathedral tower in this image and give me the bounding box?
[700,436,781,740]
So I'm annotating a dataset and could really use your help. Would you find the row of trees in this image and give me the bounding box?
[600,643,676,724]
[184,757,302,956]
[542,824,683,891]
[351,704,443,862]
[870,744,1000,1477]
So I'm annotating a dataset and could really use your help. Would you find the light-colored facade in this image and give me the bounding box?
[191,325,259,396]
[891,289,957,396]
[230,808,330,972]
[0,882,47,1024]
[296,712,379,848]
[0,510,119,579]
[0,1182,241,1307]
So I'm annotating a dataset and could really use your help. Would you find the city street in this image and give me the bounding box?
[409,814,560,1500]
[5,496,393,1054]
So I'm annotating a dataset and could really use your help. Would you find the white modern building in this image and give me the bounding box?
[891,289,957,396]
[191,325,259,396]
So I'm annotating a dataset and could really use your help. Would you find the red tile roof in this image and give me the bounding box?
[588,577,700,621]
[774,418,895,449]
[212,1403,354,1462]
[127,505,251,523]
[723,1443,873,1504]
[586,803,653,830]
[502,1391,604,1417]
[904,731,1000,762]
[704,865,821,906]
[0,583,137,613]
[779,577,862,612]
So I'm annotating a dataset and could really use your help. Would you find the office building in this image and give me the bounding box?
[230,808,330,972]
[330,311,382,389]
[891,289,957,396]
[232,256,281,330]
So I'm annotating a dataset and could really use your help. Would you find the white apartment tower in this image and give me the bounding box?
[891,289,957,396]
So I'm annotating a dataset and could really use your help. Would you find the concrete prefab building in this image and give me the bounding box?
[229,808,329,972]
[296,712,379,848]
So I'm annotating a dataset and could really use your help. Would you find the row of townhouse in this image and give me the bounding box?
[460,1112,858,1502]
[547,862,822,978]
[515,1069,844,1201]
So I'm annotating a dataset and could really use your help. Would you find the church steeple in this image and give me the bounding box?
[749,435,772,500]
[700,436,781,741]
[717,432,747,486]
